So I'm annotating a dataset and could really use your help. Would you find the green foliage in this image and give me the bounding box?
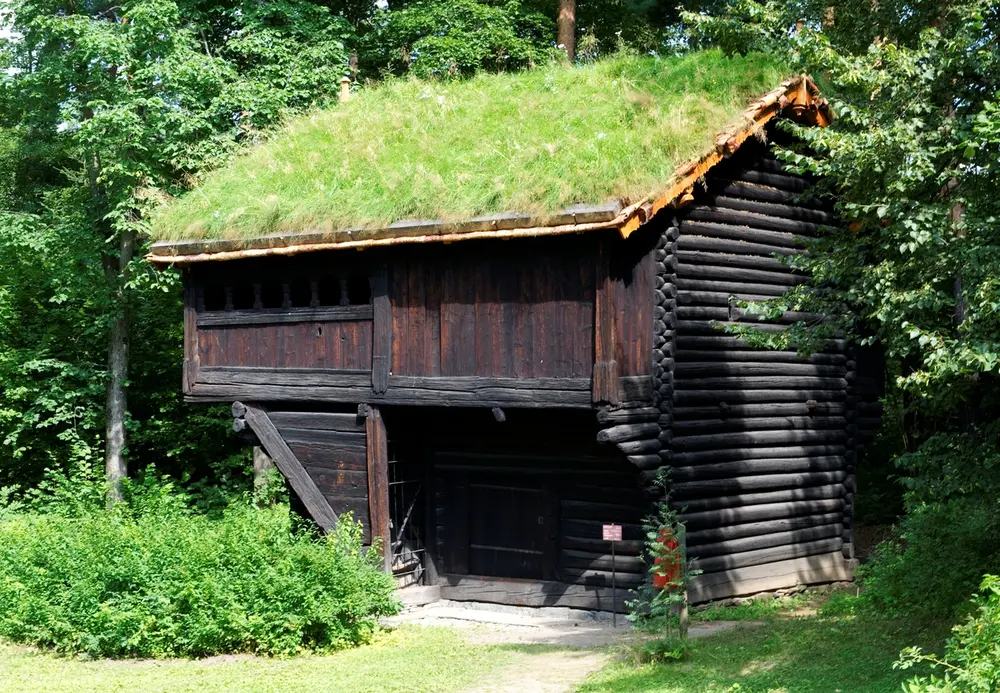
[685,1,1000,409]
[364,0,554,78]
[0,0,354,494]
[858,425,1000,620]
[0,468,399,658]
[625,498,697,663]
[897,575,1000,693]
[152,50,790,241]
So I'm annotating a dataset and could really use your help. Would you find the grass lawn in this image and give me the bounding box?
[0,626,512,693]
[579,597,947,693]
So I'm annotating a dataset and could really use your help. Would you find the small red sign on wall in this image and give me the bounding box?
[602,523,622,542]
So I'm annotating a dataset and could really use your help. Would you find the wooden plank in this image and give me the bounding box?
[183,275,199,394]
[197,366,371,387]
[687,551,853,603]
[439,575,627,612]
[366,405,392,572]
[593,234,620,404]
[279,428,367,449]
[387,376,591,392]
[196,305,372,327]
[243,404,338,531]
[188,382,594,407]
[371,265,391,394]
[268,411,364,432]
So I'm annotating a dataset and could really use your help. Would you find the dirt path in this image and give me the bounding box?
[462,648,611,693]
[385,600,760,693]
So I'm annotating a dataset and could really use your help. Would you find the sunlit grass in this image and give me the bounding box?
[153,50,789,242]
[582,596,949,693]
[0,626,513,693]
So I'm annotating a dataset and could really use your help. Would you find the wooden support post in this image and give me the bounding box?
[366,405,392,573]
[593,235,621,405]
[371,266,391,395]
[182,274,199,394]
[241,403,338,531]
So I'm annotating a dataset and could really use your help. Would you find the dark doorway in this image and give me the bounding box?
[439,467,558,580]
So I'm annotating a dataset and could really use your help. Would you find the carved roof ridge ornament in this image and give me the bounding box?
[148,77,831,265]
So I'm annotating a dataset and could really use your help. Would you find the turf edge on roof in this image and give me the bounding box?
[149,53,829,264]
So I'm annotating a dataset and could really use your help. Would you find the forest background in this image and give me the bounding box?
[0,0,999,659]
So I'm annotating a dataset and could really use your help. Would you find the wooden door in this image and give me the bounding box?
[440,471,557,580]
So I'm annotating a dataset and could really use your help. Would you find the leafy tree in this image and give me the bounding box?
[362,0,554,77]
[0,1,352,498]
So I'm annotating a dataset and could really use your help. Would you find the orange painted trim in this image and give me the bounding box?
[617,76,830,239]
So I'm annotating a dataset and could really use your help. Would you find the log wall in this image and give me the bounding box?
[630,138,882,602]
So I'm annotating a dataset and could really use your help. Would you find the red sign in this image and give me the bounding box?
[602,523,622,542]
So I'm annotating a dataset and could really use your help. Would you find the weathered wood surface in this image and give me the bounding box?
[240,404,339,531]
[644,141,877,602]
[439,575,628,612]
[365,406,391,571]
[196,305,372,327]
[198,320,373,370]
[688,551,853,603]
[371,265,391,394]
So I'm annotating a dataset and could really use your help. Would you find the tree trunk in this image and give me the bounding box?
[253,446,275,497]
[558,0,576,62]
[104,229,134,504]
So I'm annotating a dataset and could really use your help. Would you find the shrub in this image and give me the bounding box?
[0,470,399,658]
[858,425,1000,620]
[363,0,555,78]
[896,575,1000,693]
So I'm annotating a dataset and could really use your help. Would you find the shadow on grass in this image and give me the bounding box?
[577,612,949,693]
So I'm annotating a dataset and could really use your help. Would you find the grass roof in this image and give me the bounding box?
[151,50,790,243]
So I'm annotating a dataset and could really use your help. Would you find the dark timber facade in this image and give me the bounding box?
[168,125,881,609]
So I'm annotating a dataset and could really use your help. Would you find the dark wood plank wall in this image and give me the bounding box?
[267,409,372,541]
[610,228,657,377]
[198,321,373,370]
[383,408,652,605]
[389,236,598,379]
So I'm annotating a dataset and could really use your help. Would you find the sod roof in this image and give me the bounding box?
[150,50,828,262]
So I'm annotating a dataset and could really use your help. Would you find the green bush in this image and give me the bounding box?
[859,426,1000,620]
[0,471,399,658]
[896,575,1000,692]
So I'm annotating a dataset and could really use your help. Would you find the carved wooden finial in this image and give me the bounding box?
[340,76,352,102]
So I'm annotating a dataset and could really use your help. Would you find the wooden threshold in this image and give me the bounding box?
[439,574,627,612]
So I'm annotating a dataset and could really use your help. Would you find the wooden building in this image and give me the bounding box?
[150,73,882,608]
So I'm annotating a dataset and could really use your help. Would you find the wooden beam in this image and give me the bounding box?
[593,234,621,405]
[371,265,391,395]
[182,275,199,394]
[366,405,392,572]
[196,305,372,327]
[242,403,339,531]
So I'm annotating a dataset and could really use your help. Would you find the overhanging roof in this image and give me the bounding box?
[149,76,829,265]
